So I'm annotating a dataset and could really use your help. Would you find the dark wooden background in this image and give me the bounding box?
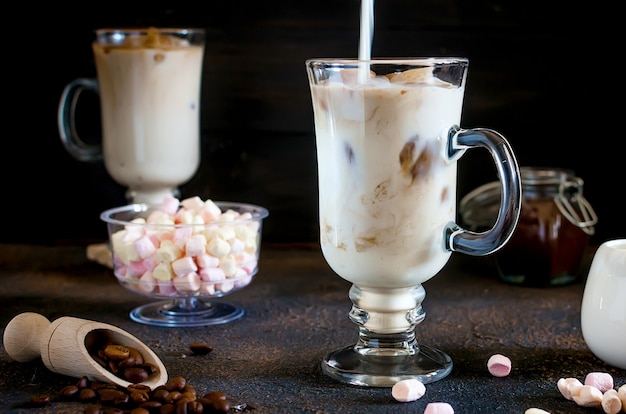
[4,1,619,246]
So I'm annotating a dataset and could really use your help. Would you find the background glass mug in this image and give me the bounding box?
[307,57,522,386]
[58,27,206,204]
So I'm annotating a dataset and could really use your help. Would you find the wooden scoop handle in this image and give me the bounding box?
[3,312,51,362]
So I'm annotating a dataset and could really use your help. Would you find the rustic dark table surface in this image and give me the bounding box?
[1,243,624,414]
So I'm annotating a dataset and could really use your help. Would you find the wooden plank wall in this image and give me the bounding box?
[5,1,615,246]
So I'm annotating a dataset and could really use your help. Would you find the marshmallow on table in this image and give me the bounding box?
[423,402,454,414]
[572,385,603,408]
[584,372,614,393]
[602,389,623,414]
[618,384,626,412]
[487,354,511,377]
[391,379,425,402]
[557,377,583,400]
[524,409,550,414]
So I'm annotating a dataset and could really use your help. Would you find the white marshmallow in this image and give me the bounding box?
[208,237,231,257]
[572,385,603,408]
[171,256,198,277]
[185,234,207,257]
[181,196,205,210]
[173,272,201,293]
[618,384,626,412]
[423,402,454,414]
[196,253,220,269]
[137,270,157,293]
[557,377,582,401]
[220,254,237,277]
[391,379,425,402]
[602,389,623,414]
[524,409,550,414]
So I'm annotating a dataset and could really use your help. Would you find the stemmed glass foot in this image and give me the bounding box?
[129,297,244,328]
[322,333,452,387]
[322,284,452,387]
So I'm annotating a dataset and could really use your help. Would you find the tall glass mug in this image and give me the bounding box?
[306,58,522,387]
[58,28,205,204]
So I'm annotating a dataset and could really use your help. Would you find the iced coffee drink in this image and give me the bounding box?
[307,57,520,387]
[310,63,464,290]
[93,28,205,203]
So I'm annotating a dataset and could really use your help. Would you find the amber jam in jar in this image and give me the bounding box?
[460,167,597,287]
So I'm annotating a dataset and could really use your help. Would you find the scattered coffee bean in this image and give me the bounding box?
[25,374,236,413]
[190,342,214,355]
[29,393,51,406]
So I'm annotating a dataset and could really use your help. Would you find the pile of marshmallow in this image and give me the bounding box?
[558,373,626,413]
[109,196,261,296]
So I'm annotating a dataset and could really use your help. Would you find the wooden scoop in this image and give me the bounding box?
[3,312,168,389]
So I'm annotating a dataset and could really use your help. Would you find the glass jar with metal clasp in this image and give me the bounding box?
[460,166,598,287]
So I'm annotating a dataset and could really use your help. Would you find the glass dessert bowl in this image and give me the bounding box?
[100,197,269,327]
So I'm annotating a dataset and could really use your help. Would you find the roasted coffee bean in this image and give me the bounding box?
[189,342,213,355]
[141,362,158,375]
[39,375,236,414]
[124,367,149,383]
[182,385,197,398]
[165,376,186,392]
[139,400,162,410]
[104,344,130,360]
[186,400,203,414]
[129,389,150,404]
[203,390,227,401]
[164,390,182,404]
[97,388,128,403]
[152,388,170,402]
[84,404,101,414]
[29,393,51,406]
[159,403,176,414]
[79,388,97,401]
[60,384,80,399]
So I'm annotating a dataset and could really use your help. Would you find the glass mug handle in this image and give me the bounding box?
[57,78,103,162]
[445,125,522,256]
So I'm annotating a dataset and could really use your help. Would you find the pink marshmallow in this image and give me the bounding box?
[159,195,180,216]
[173,226,193,241]
[127,260,149,277]
[199,267,226,282]
[487,354,511,377]
[424,402,454,414]
[133,234,157,259]
[584,372,614,393]
[156,281,177,296]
